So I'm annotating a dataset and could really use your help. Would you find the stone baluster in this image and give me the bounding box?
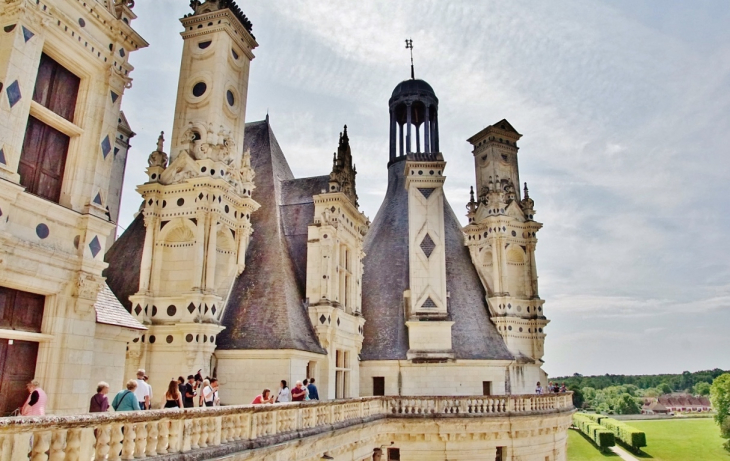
[189,419,201,450]
[170,420,184,453]
[0,435,12,461]
[156,420,169,455]
[220,417,230,444]
[145,421,158,457]
[121,423,135,460]
[65,429,86,461]
[198,418,208,449]
[212,417,222,447]
[108,423,124,461]
[48,430,66,461]
[94,425,111,461]
[31,432,52,461]
[134,422,147,458]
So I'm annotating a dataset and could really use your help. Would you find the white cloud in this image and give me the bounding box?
[119,0,730,377]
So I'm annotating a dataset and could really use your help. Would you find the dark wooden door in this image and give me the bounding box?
[0,340,39,416]
[373,377,385,396]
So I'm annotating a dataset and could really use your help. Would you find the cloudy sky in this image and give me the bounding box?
[118,0,730,378]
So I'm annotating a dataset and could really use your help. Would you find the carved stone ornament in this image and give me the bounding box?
[159,150,198,185]
[75,273,101,301]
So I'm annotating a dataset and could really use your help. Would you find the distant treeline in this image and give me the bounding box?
[552,369,728,393]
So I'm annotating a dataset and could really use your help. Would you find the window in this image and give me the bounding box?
[483,381,492,396]
[495,447,504,461]
[19,53,80,203]
[335,349,350,399]
[373,377,385,396]
[387,448,400,460]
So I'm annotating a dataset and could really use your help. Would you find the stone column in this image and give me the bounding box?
[433,110,439,152]
[528,243,539,297]
[415,124,420,153]
[193,212,206,290]
[139,214,156,292]
[399,121,404,157]
[424,104,431,153]
[491,242,502,294]
[205,216,218,291]
[389,108,396,161]
[406,102,412,154]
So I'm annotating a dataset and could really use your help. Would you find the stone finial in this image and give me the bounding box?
[465,186,478,218]
[157,131,165,152]
[523,182,530,199]
[148,131,168,168]
[329,125,358,207]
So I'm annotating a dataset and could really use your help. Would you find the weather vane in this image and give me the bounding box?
[405,38,414,79]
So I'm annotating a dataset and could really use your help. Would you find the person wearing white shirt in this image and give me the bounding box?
[202,378,219,407]
[134,369,150,409]
[276,380,291,403]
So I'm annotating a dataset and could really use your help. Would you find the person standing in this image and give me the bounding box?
[303,379,310,400]
[143,375,153,408]
[183,375,196,408]
[276,380,291,403]
[112,380,141,411]
[177,376,186,398]
[307,378,320,401]
[164,380,183,408]
[202,378,219,407]
[90,382,110,412]
[21,380,47,416]
[134,369,151,410]
[291,381,306,402]
[535,382,543,395]
[198,379,210,407]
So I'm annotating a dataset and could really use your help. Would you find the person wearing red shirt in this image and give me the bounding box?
[251,389,274,404]
[291,381,306,401]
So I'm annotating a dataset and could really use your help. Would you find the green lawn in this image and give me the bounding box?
[568,418,729,461]
[630,419,727,461]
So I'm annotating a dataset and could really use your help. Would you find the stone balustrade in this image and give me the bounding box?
[0,394,572,461]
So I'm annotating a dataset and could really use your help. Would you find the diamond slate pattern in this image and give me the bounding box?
[93,193,103,205]
[319,314,326,324]
[0,148,5,164]
[420,233,435,258]
[421,297,437,308]
[7,80,21,108]
[187,302,196,314]
[110,91,119,103]
[89,235,102,258]
[418,188,435,199]
[101,135,112,159]
[21,26,34,42]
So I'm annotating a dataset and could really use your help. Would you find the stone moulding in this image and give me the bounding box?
[0,394,573,461]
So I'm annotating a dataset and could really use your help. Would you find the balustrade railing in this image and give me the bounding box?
[0,393,572,461]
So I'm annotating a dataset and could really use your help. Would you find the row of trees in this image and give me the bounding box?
[553,369,727,395]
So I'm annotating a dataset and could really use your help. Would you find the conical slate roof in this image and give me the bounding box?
[105,120,324,354]
[216,120,324,353]
[360,159,513,361]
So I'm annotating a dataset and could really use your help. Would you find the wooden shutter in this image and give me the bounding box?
[0,287,45,333]
[19,116,70,203]
[32,53,80,122]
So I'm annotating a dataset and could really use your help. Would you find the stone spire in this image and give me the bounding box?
[328,125,358,207]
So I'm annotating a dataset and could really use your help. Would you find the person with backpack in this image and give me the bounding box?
[111,380,141,411]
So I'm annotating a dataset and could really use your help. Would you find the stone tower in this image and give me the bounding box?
[125,1,260,394]
[306,127,369,399]
[464,120,548,390]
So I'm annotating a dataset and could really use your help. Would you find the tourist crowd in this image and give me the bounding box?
[535,381,567,394]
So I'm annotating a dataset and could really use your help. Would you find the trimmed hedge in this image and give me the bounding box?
[600,417,647,452]
[573,414,615,451]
